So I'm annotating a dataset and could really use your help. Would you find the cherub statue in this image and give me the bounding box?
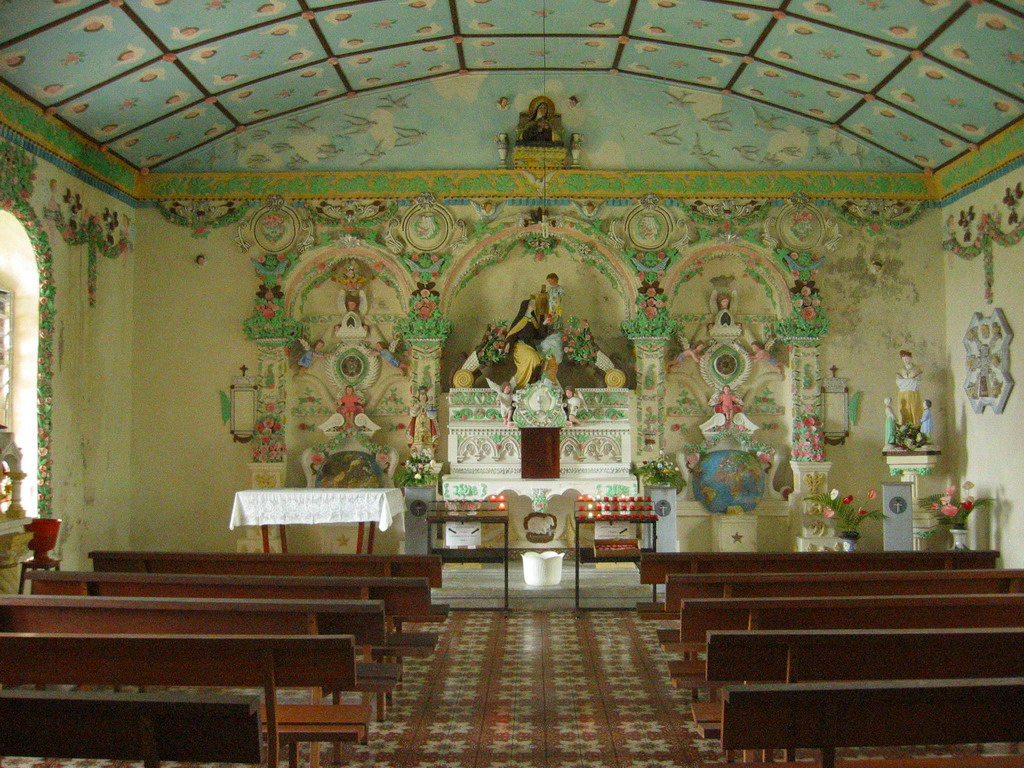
[701,385,759,433]
[749,334,784,374]
[338,385,365,427]
[486,378,517,426]
[564,385,583,425]
[709,289,739,330]
[369,339,408,375]
[295,337,326,369]
[668,331,705,371]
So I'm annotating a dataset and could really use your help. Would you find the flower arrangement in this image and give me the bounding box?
[892,422,928,451]
[808,488,883,537]
[393,455,440,488]
[922,482,992,529]
[561,316,598,365]
[635,453,686,491]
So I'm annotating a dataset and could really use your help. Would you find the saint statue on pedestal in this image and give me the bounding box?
[896,350,923,425]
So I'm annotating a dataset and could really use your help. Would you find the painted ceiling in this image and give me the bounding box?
[0,0,1020,175]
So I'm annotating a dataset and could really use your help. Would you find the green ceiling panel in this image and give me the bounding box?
[620,42,741,88]
[885,60,1021,142]
[847,100,965,168]
[734,64,860,122]
[221,64,343,122]
[59,63,201,143]
[339,39,457,89]
[629,2,772,54]
[0,7,155,105]
[757,18,901,90]
[793,0,958,47]
[130,0,302,50]
[114,104,231,168]
[930,4,1024,98]
[181,18,326,92]
[459,0,631,36]
[315,2,453,55]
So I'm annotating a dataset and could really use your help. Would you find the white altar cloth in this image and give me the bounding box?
[230,488,405,531]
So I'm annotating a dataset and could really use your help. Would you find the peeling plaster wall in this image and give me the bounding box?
[4,147,136,571]
[943,166,1024,566]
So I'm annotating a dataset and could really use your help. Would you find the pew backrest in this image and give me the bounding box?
[90,551,443,587]
[678,593,1024,643]
[0,689,262,765]
[29,570,432,621]
[706,627,1024,683]
[665,568,1024,609]
[0,595,387,647]
[721,678,1024,758]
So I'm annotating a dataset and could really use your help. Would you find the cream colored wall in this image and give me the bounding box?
[129,217,255,552]
[11,156,137,571]
[943,166,1024,566]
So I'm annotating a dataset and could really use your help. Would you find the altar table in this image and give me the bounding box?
[230,488,405,553]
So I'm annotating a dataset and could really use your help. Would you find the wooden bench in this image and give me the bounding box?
[721,678,1024,768]
[0,689,262,768]
[692,627,1024,740]
[90,550,445,588]
[0,595,403,721]
[664,593,1024,701]
[0,633,367,768]
[29,570,437,627]
[638,550,1001,614]
[651,568,1024,617]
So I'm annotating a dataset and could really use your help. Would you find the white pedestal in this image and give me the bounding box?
[677,499,790,551]
[883,450,941,551]
[713,514,758,552]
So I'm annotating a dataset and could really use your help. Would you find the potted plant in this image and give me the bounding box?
[807,488,883,551]
[922,482,992,550]
[635,453,686,493]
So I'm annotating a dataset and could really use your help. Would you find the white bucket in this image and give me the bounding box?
[521,551,565,587]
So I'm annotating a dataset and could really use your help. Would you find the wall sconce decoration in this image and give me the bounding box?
[229,365,258,443]
[495,133,509,168]
[821,364,850,445]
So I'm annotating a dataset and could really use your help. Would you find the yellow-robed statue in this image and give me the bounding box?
[504,298,546,389]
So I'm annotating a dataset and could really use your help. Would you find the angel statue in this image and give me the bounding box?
[708,288,739,331]
[486,378,517,426]
[295,337,326,370]
[749,333,784,374]
[700,385,759,434]
[668,331,706,372]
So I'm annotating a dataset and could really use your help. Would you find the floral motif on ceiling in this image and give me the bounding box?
[0,0,1018,174]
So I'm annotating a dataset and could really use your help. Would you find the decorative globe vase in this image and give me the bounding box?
[949,527,970,551]
[690,449,766,514]
[25,518,61,564]
[839,531,860,553]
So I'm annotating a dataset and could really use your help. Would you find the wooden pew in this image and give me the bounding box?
[676,593,1024,645]
[661,568,1024,613]
[0,595,400,721]
[721,678,1024,768]
[29,570,437,627]
[90,550,445,587]
[0,633,366,768]
[0,689,262,768]
[693,627,1024,741]
[638,550,1001,615]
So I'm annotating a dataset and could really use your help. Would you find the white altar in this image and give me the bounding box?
[230,488,405,553]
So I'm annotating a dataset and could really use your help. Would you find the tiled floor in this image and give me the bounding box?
[4,609,1020,767]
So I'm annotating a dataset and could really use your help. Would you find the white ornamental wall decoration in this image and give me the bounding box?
[963,307,1014,414]
[237,195,314,255]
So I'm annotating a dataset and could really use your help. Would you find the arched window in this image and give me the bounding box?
[0,212,40,516]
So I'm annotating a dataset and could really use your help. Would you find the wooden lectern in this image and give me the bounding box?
[521,427,560,478]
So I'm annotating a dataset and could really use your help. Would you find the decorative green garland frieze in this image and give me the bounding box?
[942,192,1024,304]
[137,168,932,203]
[156,199,252,238]
[43,186,132,307]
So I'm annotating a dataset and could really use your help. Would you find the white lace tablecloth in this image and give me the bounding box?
[230,488,405,531]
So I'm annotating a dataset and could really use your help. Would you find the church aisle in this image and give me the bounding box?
[350,610,712,768]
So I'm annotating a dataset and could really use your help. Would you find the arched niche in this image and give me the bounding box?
[282,245,414,323]
[440,220,636,390]
[663,242,794,323]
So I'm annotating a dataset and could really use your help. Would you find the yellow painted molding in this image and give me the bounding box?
[932,120,1024,202]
